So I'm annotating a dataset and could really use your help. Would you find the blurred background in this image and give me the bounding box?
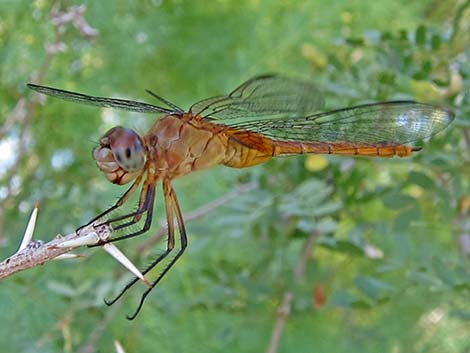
[0,1,469,352]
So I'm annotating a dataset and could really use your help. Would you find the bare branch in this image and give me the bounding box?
[0,204,154,285]
[462,128,470,162]
[266,292,293,353]
[0,221,109,280]
[0,182,258,281]
[266,230,321,353]
[294,230,319,280]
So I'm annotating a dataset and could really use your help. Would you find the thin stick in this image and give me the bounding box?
[462,128,470,162]
[266,231,321,353]
[0,221,110,280]
[0,182,258,283]
[266,292,293,353]
[0,207,152,285]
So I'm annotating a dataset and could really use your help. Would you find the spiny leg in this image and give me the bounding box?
[127,179,188,320]
[77,174,144,233]
[103,179,151,231]
[104,183,176,306]
[90,183,156,247]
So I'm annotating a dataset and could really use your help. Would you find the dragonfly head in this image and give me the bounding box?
[93,126,146,185]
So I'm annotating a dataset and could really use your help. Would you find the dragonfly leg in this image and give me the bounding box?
[85,181,152,247]
[89,184,156,247]
[104,180,176,306]
[126,179,187,320]
[76,174,143,233]
[104,180,151,231]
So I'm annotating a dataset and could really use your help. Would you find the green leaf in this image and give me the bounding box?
[380,31,393,41]
[382,192,416,209]
[329,290,354,307]
[408,271,443,288]
[449,310,470,321]
[280,179,342,217]
[431,34,442,50]
[328,290,382,309]
[399,28,409,40]
[378,70,396,84]
[407,171,435,189]
[421,59,432,75]
[311,201,343,217]
[345,37,365,46]
[316,218,338,233]
[46,280,93,298]
[453,282,470,291]
[415,25,426,45]
[318,237,364,257]
[297,218,337,233]
[354,275,396,301]
[431,257,456,287]
[350,299,375,309]
[394,206,421,230]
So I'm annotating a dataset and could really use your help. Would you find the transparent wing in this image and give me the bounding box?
[229,101,454,145]
[27,84,173,114]
[190,75,325,121]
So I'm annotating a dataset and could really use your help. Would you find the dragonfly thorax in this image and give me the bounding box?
[93,126,146,185]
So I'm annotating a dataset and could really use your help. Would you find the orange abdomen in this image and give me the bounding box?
[222,130,416,169]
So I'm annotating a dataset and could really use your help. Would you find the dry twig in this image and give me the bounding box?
[0,182,258,282]
[266,230,321,353]
[0,202,150,285]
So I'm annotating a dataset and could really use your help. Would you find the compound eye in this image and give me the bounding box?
[106,127,146,172]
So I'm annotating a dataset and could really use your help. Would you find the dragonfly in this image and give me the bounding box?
[28,75,454,319]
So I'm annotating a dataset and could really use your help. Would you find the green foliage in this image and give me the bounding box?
[1,1,469,353]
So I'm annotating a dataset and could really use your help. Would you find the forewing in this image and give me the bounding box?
[229,101,454,145]
[27,84,172,114]
[190,75,325,122]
